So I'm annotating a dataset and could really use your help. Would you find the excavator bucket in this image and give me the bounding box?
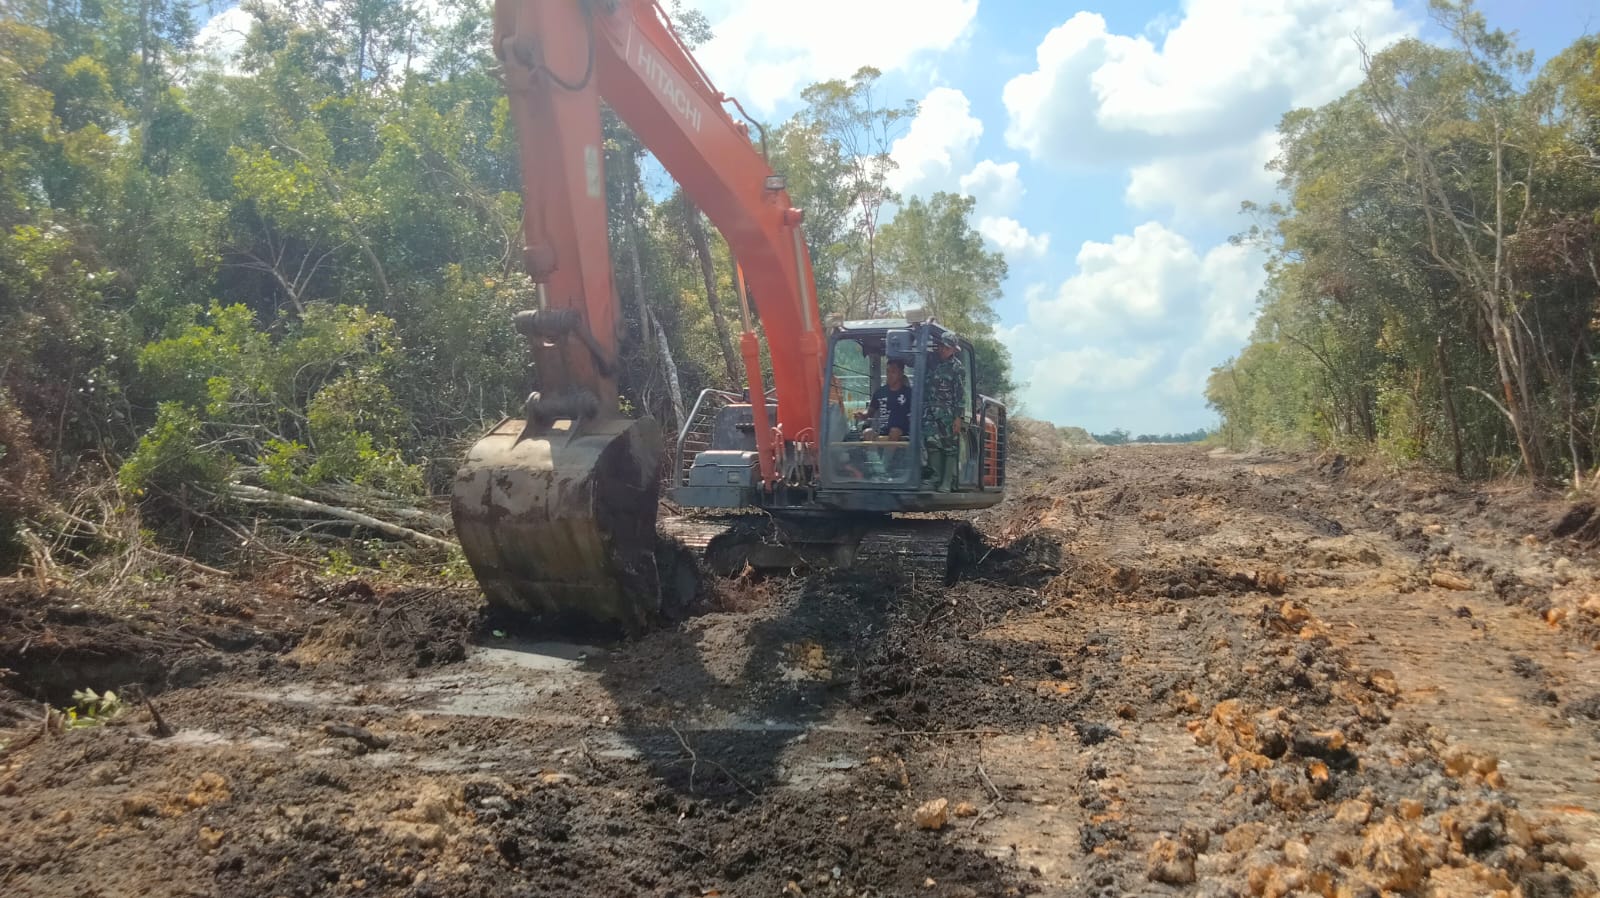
[451,415,664,633]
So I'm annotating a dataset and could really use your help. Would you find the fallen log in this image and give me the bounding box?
[226,484,458,551]
[302,484,452,531]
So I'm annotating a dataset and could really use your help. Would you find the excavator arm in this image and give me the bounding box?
[494,0,825,452]
[452,0,826,631]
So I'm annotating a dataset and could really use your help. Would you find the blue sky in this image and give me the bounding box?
[682,0,1597,433]
[199,0,1597,433]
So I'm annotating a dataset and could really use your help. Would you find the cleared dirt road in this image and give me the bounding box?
[2,445,1598,897]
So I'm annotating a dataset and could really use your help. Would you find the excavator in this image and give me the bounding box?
[451,0,1011,632]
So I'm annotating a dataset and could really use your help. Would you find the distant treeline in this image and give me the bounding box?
[1091,429,1212,446]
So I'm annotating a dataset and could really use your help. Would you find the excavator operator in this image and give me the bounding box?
[865,359,912,442]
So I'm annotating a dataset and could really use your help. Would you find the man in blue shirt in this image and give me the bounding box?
[866,359,912,441]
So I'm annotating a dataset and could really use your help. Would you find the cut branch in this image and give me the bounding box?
[40,505,232,579]
[226,484,458,550]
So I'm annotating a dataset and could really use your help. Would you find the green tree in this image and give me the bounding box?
[876,192,1013,398]
[1211,2,1600,483]
[878,193,1006,332]
[767,117,857,313]
[792,67,915,317]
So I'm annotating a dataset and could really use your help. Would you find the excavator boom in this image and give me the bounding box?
[493,0,826,440]
[453,0,829,630]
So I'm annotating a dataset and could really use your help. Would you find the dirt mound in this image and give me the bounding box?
[0,582,290,714]
[290,585,481,671]
[972,529,1064,585]
[1551,501,1600,543]
[455,775,1026,897]
[0,576,480,724]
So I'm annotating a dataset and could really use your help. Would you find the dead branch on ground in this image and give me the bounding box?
[226,484,457,551]
[667,722,755,798]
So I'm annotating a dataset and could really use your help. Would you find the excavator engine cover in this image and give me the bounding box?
[451,415,664,633]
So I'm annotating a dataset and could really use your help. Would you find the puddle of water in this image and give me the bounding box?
[401,640,606,718]
[199,640,890,789]
[472,641,606,670]
[234,641,608,720]
[162,728,291,752]
[781,755,862,791]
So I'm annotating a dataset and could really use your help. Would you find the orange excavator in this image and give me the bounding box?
[451,0,1010,631]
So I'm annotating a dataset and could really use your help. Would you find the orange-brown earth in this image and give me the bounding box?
[2,445,1598,897]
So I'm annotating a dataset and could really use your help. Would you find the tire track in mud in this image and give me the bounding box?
[952,447,1600,897]
[972,598,1232,897]
[1313,584,1600,869]
[948,469,1301,896]
[1233,451,1600,871]
[4,445,1600,898]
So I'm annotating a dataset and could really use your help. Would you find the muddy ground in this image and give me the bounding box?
[2,445,1599,897]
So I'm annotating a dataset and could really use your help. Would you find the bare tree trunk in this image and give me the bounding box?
[1566,334,1587,490]
[274,142,391,304]
[356,22,368,92]
[681,200,740,386]
[1488,309,1543,477]
[227,484,457,550]
[861,196,882,316]
[355,239,391,303]
[648,306,685,432]
[137,0,153,148]
[622,174,653,349]
[1491,135,1546,475]
[1436,336,1466,479]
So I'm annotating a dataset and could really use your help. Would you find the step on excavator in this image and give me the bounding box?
[451,0,1010,632]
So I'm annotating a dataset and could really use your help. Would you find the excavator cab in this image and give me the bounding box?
[670,319,1008,514]
[659,318,1005,588]
[815,320,1007,511]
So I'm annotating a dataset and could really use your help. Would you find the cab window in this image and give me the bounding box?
[824,339,871,444]
[823,338,916,485]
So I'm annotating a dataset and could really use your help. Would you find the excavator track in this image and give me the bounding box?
[658,514,981,586]
[855,518,982,587]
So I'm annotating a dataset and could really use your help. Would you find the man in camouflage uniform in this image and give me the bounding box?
[921,331,965,491]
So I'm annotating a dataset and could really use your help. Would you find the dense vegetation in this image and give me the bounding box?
[1208,1,1600,486]
[0,0,1011,564]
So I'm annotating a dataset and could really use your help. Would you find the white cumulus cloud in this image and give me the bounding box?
[1021,346,1163,394]
[1005,223,1267,432]
[885,96,1051,263]
[694,0,979,115]
[983,0,1422,431]
[1125,132,1283,225]
[1003,1,1414,163]
[887,87,984,196]
[959,159,1024,216]
[978,216,1050,261]
[1002,12,1152,165]
[999,1,1414,230]
[196,5,253,69]
[1028,222,1200,333]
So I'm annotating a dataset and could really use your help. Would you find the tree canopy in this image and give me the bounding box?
[0,0,1015,562]
[1208,1,1600,485]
